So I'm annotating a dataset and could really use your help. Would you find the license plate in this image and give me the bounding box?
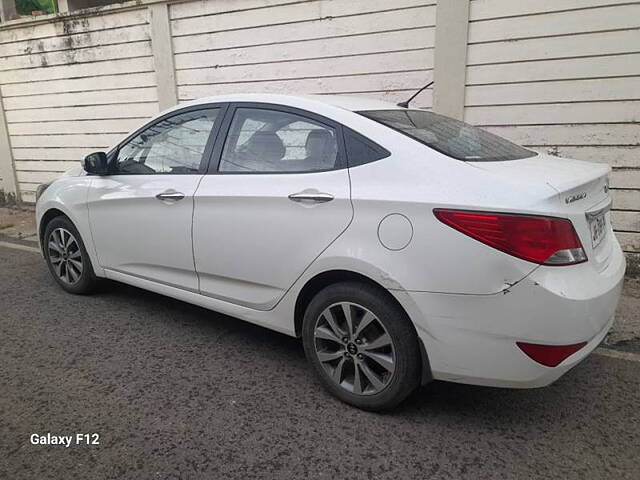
[589,213,607,248]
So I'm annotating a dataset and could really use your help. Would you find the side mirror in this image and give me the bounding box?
[82,152,109,175]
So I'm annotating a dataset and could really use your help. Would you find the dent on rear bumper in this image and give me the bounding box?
[392,242,625,388]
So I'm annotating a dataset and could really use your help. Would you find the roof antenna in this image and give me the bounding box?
[397,80,434,108]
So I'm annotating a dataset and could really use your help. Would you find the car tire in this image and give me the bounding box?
[43,216,98,295]
[302,281,421,411]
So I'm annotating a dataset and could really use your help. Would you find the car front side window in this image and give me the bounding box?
[115,108,220,174]
[218,108,339,173]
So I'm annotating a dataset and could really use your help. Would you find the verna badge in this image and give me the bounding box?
[565,192,587,204]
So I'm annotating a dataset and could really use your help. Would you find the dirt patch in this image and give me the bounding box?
[0,206,37,241]
[606,275,640,347]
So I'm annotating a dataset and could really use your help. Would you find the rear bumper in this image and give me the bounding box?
[395,239,625,388]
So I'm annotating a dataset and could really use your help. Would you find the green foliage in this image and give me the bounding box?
[16,0,57,15]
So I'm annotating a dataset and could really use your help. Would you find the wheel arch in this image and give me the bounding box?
[37,203,104,277]
[293,269,432,384]
[38,207,68,247]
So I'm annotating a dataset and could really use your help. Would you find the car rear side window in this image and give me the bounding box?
[115,108,220,174]
[218,108,339,173]
[359,109,536,162]
[344,130,390,167]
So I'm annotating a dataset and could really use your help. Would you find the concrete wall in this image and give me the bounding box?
[0,4,157,202]
[463,0,640,256]
[169,0,435,105]
[0,0,638,264]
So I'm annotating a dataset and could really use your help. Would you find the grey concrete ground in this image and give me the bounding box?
[1,244,639,479]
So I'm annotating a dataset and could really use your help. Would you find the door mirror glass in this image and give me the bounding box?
[83,152,109,175]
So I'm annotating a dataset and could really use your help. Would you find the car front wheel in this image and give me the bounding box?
[302,282,421,411]
[43,216,98,294]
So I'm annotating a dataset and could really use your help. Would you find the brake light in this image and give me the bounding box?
[517,342,586,367]
[433,209,586,265]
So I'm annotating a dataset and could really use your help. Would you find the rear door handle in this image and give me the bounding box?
[288,192,334,203]
[156,190,185,202]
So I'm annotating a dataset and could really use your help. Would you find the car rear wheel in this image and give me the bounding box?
[302,282,421,411]
[43,216,98,294]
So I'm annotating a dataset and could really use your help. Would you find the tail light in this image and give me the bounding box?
[517,342,586,367]
[433,209,587,265]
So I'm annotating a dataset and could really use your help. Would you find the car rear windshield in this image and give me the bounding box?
[359,109,537,162]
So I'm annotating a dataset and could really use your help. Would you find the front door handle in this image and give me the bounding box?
[288,192,334,204]
[156,190,185,202]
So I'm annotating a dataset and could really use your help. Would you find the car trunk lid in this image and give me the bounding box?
[470,153,613,271]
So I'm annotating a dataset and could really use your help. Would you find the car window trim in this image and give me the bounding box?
[343,127,391,167]
[107,103,230,176]
[206,102,348,175]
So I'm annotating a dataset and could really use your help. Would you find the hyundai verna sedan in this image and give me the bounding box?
[36,94,625,410]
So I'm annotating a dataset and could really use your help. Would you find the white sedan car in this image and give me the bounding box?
[36,94,624,410]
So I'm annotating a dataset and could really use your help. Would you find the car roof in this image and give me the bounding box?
[177,93,402,113]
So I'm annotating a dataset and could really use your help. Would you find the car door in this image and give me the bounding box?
[88,105,226,291]
[192,104,353,310]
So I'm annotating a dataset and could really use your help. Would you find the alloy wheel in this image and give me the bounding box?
[313,302,396,395]
[47,227,83,285]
